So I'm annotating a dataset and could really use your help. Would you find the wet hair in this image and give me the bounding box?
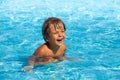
[42,17,66,42]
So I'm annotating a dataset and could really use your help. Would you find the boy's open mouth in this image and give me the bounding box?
[56,38,63,42]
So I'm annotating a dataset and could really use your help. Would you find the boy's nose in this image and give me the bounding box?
[58,32,62,36]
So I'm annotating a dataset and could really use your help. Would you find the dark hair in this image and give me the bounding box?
[42,17,66,42]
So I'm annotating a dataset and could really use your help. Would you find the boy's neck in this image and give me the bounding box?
[46,42,60,54]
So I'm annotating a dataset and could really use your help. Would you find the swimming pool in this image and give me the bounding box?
[0,0,120,80]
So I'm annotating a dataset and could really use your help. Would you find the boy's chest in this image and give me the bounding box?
[45,48,64,57]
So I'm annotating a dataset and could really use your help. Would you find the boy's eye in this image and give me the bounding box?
[61,31,65,33]
[53,32,57,34]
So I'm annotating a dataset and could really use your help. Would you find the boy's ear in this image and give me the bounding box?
[45,36,49,42]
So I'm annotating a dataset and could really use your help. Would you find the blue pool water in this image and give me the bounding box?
[0,0,120,80]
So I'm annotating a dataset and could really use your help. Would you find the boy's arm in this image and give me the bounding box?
[22,46,47,72]
[28,55,40,66]
[22,55,44,72]
[28,56,49,66]
[21,56,36,73]
[58,56,82,62]
[22,55,46,72]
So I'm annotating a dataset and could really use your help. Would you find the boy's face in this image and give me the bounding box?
[47,23,66,46]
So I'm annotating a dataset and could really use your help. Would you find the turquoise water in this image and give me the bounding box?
[0,0,120,80]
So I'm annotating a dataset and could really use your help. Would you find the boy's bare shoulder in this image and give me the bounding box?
[62,44,66,48]
[61,44,67,51]
[34,43,48,56]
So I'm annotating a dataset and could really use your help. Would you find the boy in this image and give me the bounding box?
[22,17,70,72]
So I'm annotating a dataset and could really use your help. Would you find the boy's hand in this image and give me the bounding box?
[58,56,83,62]
[22,66,33,73]
[68,58,83,62]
